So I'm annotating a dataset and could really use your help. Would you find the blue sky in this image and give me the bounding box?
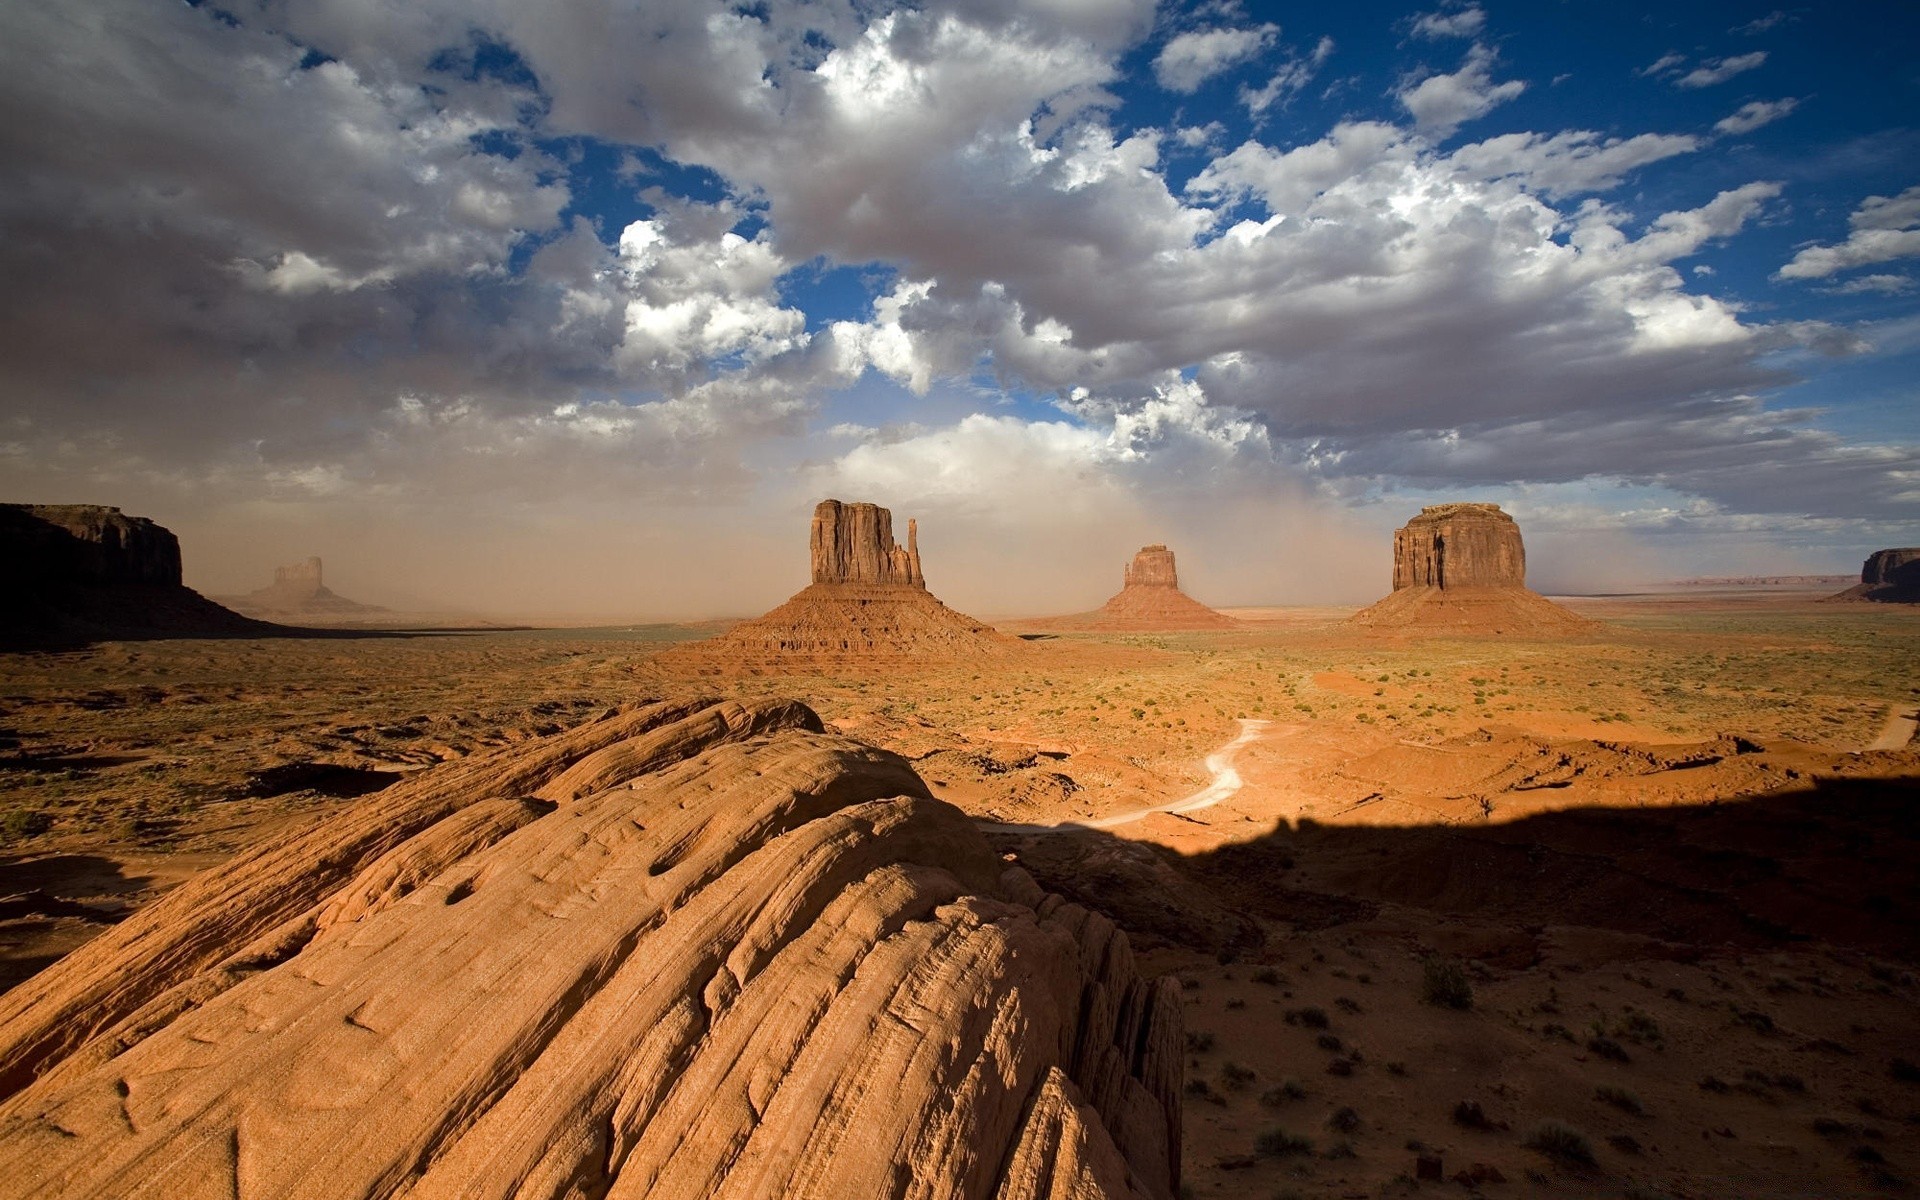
[0,0,1916,615]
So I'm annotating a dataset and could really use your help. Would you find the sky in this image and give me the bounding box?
[1,0,1917,618]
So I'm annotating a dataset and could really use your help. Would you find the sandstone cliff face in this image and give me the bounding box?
[1830,547,1920,603]
[667,500,1018,669]
[275,556,324,590]
[1122,545,1178,590]
[1390,503,1525,591]
[812,499,925,588]
[0,505,270,645]
[0,504,182,586]
[0,698,1179,1199]
[1082,545,1236,631]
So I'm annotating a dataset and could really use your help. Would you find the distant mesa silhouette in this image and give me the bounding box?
[662,499,1020,670]
[1076,544,1237,631]
[1828,547,1920,604]
[0,504,274,647]
[1349,503,1597,635]
[225,556,387,618]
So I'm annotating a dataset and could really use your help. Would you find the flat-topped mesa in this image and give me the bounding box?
[1,503,182,586]
[810,499,925,588]
[1354,502,1597,635]
[1124,544,1179,589]
[1829,546,1920,603]
[1392,502,1526,590]
[274,556,324,591]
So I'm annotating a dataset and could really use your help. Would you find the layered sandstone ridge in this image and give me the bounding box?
[666,500,1020,669]
[0,504,271,645]
[1354,503,1596,635]
[1829,547,1920,603]
[0,697,1180,1200]
[225,556,387,618]
[1082,545,1237,631]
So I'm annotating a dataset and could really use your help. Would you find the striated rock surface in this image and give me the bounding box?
[1082,545,1237,631]
[0,504,272,646]
[1390,503,1525,590]
[1828,547,1920,603]
[225,556,388,619]
[1352,504,1595,635]
[664,500,1020,670]
[0,697,1180,1200]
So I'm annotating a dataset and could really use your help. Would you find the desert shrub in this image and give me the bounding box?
[1323,1138,1356,1159]
[1523,1119,1596,1165]
[1421,956,1474,1010]
[1453,1099,1492,1129]
[1698,1075,1730,1093]
[1315,1033,1343,1052]
[1386,1061,1407,1076]
[1595,1085,1644,1115]
[1250,966,1282,986]
[1586,1035,1631,1063]
[1220,1061,1256,1090]
[1254,1128,1314,1158]
[1225,998,1246,1010]
[1284,1006,1329,1029]
[1327,1105,1361,1133]
[1259,1078,1307,1106]
[0,809,52,841]
[1185,1031,1215,1053]
[1334,995,1363,1014]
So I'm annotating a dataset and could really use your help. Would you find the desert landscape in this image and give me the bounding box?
[2,500,1916,1198]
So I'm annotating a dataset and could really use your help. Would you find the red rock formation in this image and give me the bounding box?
[1828,547,1920,603]
[664,500,1019,670]
[1352,504,1596,635]
[0,504,272,646]
[1077,545,1237,631]
[1390,503,1526,590]
[0,698,1181,1199]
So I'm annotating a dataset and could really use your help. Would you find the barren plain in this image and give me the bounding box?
[3,586,1918,1198]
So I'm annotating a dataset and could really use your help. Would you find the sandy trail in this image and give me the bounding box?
[1867,705,1918,751]
[981,718,1270,834]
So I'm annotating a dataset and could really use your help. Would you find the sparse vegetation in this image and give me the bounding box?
[1254,1127,1314,1158]
[1260,1078,1307,1106]
[1523,1119,1596,1165]
[1421,956,1474,1009]
[1595,1085,1644,1115]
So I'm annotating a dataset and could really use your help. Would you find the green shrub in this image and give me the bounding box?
[1524,1120,1595,1165]
[1255,1128,1314,1157]
[1595,1085,1644,1115]
[1421,956,1474,1010]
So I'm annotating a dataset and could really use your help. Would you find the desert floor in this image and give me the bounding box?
[3,588,1918,1198]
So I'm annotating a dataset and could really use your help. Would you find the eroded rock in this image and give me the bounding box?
[0,697,1179,1199]
[1085,545,1237,631]
[1352,503,1596,635]
[1829,547,1920,603]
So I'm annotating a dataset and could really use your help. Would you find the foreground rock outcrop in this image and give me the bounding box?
[0,504,273,646]
[1828,547,1920,603]
[1351,503,1596,635]
[223,556,388,620]
[664,500,1020,670]
[1080,545,1237,631]
[0,697,1180,1199]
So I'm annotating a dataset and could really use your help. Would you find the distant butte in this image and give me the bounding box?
[1828,546,1920,603]
[1349,502,1597,635]
[223,556,388,619]
[662,499,1020,670]
[1080,544,1238,631]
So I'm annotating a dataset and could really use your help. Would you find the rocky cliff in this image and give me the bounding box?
[1390,503,1526,590]
[1354,503,1596,635]
[1123,545,1179,590]
[0,504,272,646]
[1829,547,1920,603]
[665,501,1019,670]
[0,698,1181,1199]
[812,499,925,588]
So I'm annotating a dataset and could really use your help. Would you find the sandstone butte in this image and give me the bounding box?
[1827,546,1920,604]
[1348,502,1597,635]
[0,504,272,646]
[0,697,1183,1199]
[662,499,1021,670]
[224,556,388,619]
[1078,545,1237,631]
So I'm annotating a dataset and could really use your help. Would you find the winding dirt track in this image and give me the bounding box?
[981,718,1270,834]
[1868,705,1918,751]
